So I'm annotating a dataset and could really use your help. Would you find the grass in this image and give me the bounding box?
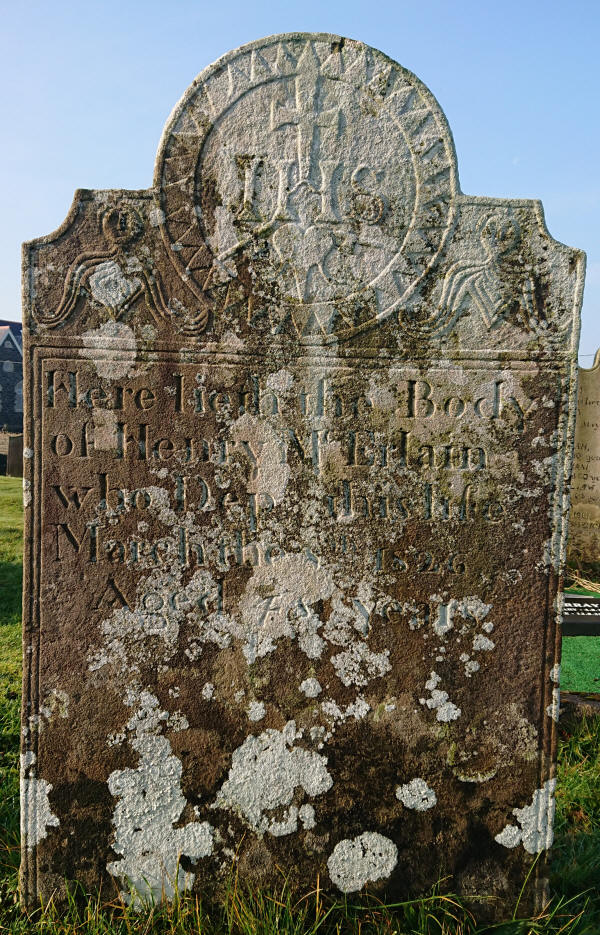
[561,638,600,693]
[0,476,22,903]
[1,475,599,933]
[0,476,22,630]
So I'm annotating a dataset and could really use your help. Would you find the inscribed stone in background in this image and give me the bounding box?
[21,33,584,920]
[568,350,600,570]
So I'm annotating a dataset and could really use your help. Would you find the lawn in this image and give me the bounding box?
[562,584,600,694]
[1,475,599,933]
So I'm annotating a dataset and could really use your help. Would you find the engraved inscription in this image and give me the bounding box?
[42,361,537,583]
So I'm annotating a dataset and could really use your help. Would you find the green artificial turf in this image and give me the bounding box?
[562,582,600,693]
[561,637,600,693]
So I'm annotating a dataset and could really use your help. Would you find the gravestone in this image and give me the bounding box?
[7,433,23,477]
[568,350,600,572]
[21,34,584,919]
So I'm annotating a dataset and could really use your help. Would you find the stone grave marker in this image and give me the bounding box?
[21,33,584,919]
[568,350,600,571]
[6,433,23,477]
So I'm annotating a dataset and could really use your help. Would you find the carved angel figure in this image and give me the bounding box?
[439,213,546,332]
[44,204,208,334]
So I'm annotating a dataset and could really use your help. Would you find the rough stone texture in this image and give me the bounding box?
[21,33,584,919]
[568,350,600,569]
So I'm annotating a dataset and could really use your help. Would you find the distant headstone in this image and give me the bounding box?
[6,433,23,477]
[568,350,600,571]
[21,34,584,919]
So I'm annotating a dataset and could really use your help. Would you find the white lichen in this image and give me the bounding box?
[472,635,495,652]
[494,824,522,848]
[300,678,322,698]
[247,701,266,721]
[20,766,60,850]
[40,688,69,721]
[81,321,139,380]
[423,688,461,722]
[331,642,390,688]
[213,720,332,836]
[327,831,397,892]
[149,207,165,227]
[494,779,556,854]
[425,672,441,691]
[238,553,333,662]
[546,686,561,722]
[396,778,437,811]
[20,751,36,770]
[231,413,290,504]
[435,700,462,722]
[298,803,316,829]
[107,691,214,904]
[88,567,230,675]
[88,262,141,314]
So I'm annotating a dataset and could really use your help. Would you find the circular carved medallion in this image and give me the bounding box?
[155,33,458,340]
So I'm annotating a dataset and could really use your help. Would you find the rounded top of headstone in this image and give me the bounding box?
[154,33,459,340]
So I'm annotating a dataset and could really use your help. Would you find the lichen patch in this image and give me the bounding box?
[107,691,214,904]
[213,721,332,836]
[81,321,138,380]
[396,778,437,811]
[20,754,59,850]
[327,832,398,892]
[494,780,556,854]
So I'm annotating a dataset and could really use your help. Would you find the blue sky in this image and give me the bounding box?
[1,0,598,360]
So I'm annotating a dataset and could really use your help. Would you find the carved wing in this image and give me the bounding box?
[439,262,484,316]
[42,250,118,326]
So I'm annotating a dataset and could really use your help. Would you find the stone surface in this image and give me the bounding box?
[568,350,600,570]
[21,33,584,919]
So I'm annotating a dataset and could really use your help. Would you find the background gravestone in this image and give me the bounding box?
[21,33,584,919]
[568,350,600,574]
[6,434,23,477]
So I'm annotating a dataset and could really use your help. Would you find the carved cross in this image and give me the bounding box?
[270,44,339,185]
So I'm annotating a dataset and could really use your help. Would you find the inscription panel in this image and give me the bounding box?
[22,31,583,922]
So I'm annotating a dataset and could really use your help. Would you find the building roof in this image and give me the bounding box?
[0,326,23,356]
[0,320,22,344]
[0,318,22,330]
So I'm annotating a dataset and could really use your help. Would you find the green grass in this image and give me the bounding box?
[0,476,22,630]
[561,638,600,693]
[0,476,22,899]
[1,475,600,933]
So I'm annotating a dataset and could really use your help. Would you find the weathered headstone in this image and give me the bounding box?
[568,350,600,572]
[21,34,584,919]
[7,433,23,477]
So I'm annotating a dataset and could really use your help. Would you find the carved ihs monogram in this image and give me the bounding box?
[157,36,457,339]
